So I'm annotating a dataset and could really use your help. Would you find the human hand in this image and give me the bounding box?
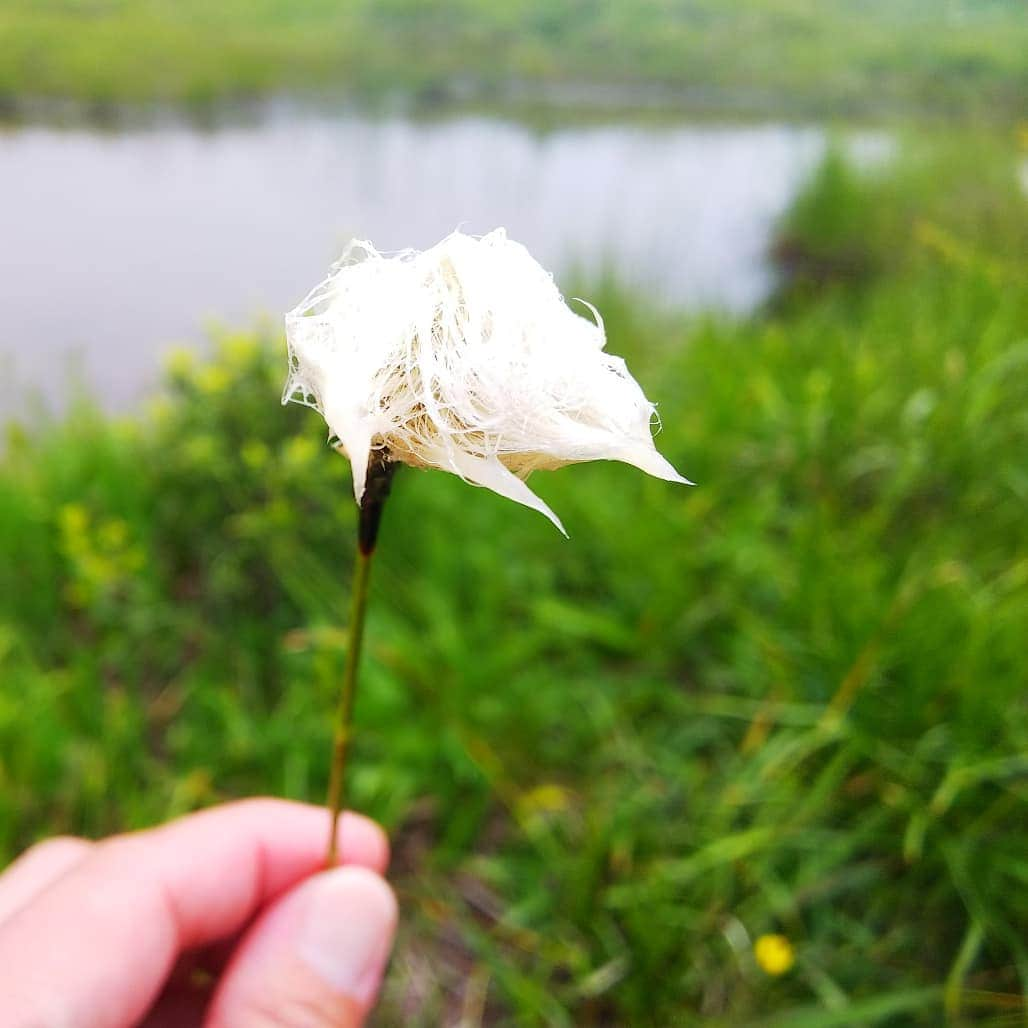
[0,799,396,1027]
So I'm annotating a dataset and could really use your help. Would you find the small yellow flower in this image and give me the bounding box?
[220,333,259,367]
[754,933,795,976]
[283,434,318,468]
[146,396,174,425]
[97,518,128,550]
[58,503,89,539]
[517,783,573,822]
[197,365,231,395]
[242,440,270,470]
[184,434,218,465]
[164,347,196,380]
[522,783,572,813]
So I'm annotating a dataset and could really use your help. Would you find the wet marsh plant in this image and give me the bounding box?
[283,229,688,861]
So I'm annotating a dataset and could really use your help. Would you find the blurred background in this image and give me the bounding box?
[1,2,1026,1024]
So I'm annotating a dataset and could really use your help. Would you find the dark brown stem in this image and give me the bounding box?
[324,455,397,866]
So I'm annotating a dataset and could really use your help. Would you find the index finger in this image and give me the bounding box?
[0,798,388,1028]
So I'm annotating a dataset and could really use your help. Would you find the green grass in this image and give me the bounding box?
[1,141,1027,1024]
[0,0,1026,118]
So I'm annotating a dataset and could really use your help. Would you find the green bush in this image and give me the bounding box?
[1,144,1026,1024]
[0,0,1026,117]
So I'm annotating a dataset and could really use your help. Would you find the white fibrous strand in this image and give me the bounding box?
[283,228,689,534]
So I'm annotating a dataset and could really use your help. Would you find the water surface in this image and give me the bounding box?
[0,106,861,417]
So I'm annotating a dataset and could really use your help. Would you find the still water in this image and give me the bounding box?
[0,105,872,418]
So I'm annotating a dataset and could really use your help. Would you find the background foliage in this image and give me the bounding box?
[1,0,1026,117]
[1,135,1026,1024]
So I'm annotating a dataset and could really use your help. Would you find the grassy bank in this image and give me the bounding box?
[1,143,1027,1024]
[1,1,1026,119]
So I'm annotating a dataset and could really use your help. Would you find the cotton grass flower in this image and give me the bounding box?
[284,228,689,865]
[283,228,688,534]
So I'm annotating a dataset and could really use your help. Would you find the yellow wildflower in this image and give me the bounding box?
[242,440,270,470]
[754,933,795,976]
[164,347,196,380]
[197,365,230,395]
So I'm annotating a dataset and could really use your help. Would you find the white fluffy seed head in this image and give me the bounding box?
[283,228,689,534]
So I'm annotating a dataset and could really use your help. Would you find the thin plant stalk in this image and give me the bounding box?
[324,455,397,866]
[324,544,373,865]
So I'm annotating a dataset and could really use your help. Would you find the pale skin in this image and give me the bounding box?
[0,799,397,1028]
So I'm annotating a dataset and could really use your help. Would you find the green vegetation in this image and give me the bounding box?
[1,0,1026,118]
[2,140,1027,1024]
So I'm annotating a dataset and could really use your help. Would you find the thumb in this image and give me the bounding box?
[206,866,397,1028]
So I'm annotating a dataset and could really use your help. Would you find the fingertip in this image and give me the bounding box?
[21,836,93,867]
[179,797,390,871]
[335,813,390,875]
[0,836,94,926]
[289,865,398,1009]
[323,865,398,936]
[180,798,389,871]
[207,866,398,1027]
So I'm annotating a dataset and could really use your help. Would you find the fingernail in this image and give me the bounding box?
[295,866,397,1005]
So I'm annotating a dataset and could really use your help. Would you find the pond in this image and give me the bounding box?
[0,103,880,418]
